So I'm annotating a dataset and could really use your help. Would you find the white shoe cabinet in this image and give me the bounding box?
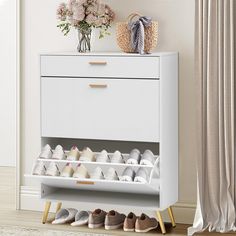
[25,52,178,234]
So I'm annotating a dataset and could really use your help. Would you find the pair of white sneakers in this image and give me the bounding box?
[96,150,124,163]
[120,167,148,183]
[39,144,66,160]
[33,161,60,176]
[90,167,119,181]
[126,149,156,166]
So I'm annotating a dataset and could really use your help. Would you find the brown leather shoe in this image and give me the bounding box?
[105,210,126,230]
[123,212,137,232]
[88,209,106,229]
[135,213,158,233]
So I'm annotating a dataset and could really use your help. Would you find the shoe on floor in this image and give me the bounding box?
[80,147,95,162]
[134,167,148,184]
[119,167,135,182]
[123,212,137,232]
[52,145,66,160]
[140,150,155,166]
[71,210,91,227]
[73,164,90,179]
[45,162,60,176]
[61,163,74,177]
[96,150,109,163]
[135,213,158,233]
[52,208,78,225]
[67,146,80,161]
[88,209,107,229]
[105,210,126,230]
[105,167,119,181]
[39,144,53,159]
[126,149,141,165]
[90,167,105,180]
[32,161,46,175]
[110,150,124,163]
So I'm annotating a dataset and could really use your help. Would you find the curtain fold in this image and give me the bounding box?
[188,0,236,234]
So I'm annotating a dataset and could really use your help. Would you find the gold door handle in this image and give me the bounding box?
[76,181,95,185]
[89,61,107,65]
[89,84,108,88]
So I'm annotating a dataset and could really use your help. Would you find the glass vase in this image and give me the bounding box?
[77,27,92,53]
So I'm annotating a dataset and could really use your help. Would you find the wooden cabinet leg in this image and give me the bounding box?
[167,206,176,228]
[42,201,51,224]
[156,211,166,235]
[55,202,62,214]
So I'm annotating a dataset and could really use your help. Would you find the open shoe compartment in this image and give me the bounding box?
[40,185,160,211]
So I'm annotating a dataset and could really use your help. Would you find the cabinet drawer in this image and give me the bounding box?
[41,77,160,142]
[41,55,160,79]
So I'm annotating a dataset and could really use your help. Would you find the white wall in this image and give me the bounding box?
[0,0,16,167]
[21,0,196,222]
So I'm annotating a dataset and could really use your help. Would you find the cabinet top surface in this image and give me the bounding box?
[40,51,178,57]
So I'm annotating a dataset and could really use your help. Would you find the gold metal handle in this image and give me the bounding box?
[89,84,108,88]
[89,61,107,65]
[76,181,95,185]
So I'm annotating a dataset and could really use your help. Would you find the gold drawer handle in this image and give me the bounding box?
[76,181,95,185]
[89,61,107,65]
[89,84,108,88]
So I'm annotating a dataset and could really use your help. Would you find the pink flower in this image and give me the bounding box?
[57,3,68,21]
[73,5,85,21]
[86,5,98,15]
[97,3,105,15]
[77,0,87,6]
[85,13,98,24]
[68,0,76,12]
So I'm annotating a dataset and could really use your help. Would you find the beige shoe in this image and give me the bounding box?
[79,147,95,162]
[61,163,74,177]
[105,210,126,230]
[88,209,106,229]
[135,213,158,233]
[123,212,137,232]
[67,146,80,161]
[73,164,90,179]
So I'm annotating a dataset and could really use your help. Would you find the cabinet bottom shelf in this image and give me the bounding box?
[41,186,160,211]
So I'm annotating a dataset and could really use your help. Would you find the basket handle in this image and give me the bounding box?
[127,12,142,22]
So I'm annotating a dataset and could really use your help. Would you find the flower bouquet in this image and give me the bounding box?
[57,0,115,52]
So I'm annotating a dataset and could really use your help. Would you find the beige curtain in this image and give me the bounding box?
[189,0,236,235]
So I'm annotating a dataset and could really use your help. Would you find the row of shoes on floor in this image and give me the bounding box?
[39,145,156,166]
[52,208,159,233]
[33,162,150,183]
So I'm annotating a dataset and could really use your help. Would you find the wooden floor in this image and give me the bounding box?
[0,167,233,235]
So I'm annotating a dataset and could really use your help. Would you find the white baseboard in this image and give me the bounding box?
[20,185,196,225]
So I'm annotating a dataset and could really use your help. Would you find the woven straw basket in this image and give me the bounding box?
[116,13,158,53]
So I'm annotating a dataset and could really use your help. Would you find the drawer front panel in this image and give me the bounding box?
[41,78,160,142]
[41,56,160,79]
